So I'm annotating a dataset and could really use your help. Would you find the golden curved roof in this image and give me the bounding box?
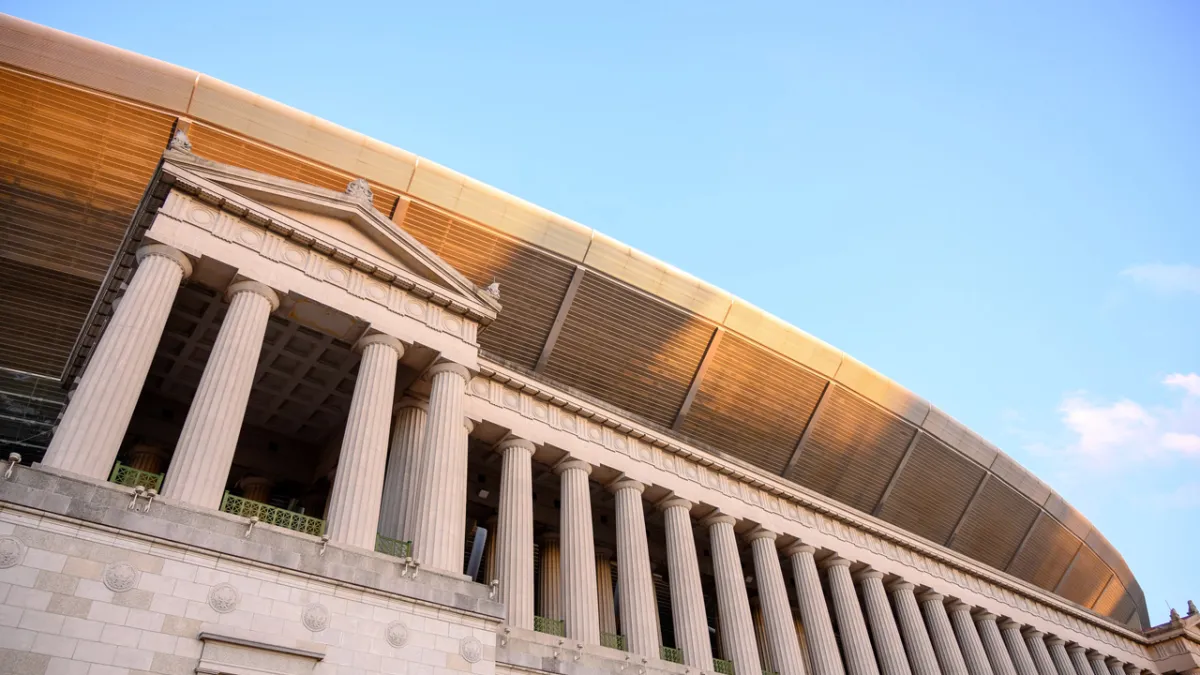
[0,13,1146,629]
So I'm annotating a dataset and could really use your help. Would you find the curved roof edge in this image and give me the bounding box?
[0,12,1145,627]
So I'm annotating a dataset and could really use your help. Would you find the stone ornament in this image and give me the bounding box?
[303,603,330,632]
[0,537,24,568]
[208,583,241,614]
[385,620,409,648]
[459,636,483,663]
[102,561,139,592]
[345,178,374,204]
[168,128,192,153]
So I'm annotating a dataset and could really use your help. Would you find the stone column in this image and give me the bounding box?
[161,280,279,508]
[239,477,273,504]
[557,459,600,644]
[539,532,562,620]
[786,544,845,675]
[752,601,775,674]
[824,558,880,675]
[919,592,970,675]
[1022,630,1058,675]
[1045,638,1077,675]
[1104,659,1125,675]
[998,621,1038,675]
[378,398,427,541]
[1086,653,1110,675]
[748,530,805,675]
[857,570,911,675]
[43,244,192,480]
[975,614,1017,675]
[482,516,498,584]
[324,334,404,549]
[659,497,712,669]
[1120,665,1138,675]
[1067,646,1094,675]
[409,362,471,573]
[704,513,760,675]
[794,612,813,675]
[596,548,617,635]
[888,582,940,675]
[611,479,659,658]
[127,444,167,474]
[947,602,994,675]
[494,438,534,628]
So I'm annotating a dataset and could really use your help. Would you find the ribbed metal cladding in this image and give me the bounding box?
[788,545,845,675]
[42,247,189,480]
[409,363,470,572]
[998,622,1038,675]
[1009,517,1080,591]
[974,615,1017,675]
[324,335,402,550]
[919,593,970,675]
[382,400,427,541]
[495,439,534,629]
[162,281,278,509]
[557,459,600,644]
[824,558,880,675]
[858,572,911,675]
[888,582,941,675]
[706,514,760,675]
[946,603,994,675]
[1022,631,1058,675]
[661,498,712,669]
[539,533,562,620]
[748,532,804,675]
[1056,547,1110,608]
[950,478,1040,570]
[876,435,985,544]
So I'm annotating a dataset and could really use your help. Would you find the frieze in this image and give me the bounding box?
[468,363,1147,655]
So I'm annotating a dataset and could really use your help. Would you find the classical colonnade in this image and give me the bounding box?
[41,243,1146,675]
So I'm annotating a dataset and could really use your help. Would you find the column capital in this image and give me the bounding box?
[355,332,405,359]
[973,612,999,623]
[1086,651,1107,663]
[1121,666,1139,675]
[393,396,428,413]
[886,579,915,592]
[464,416,476,434]
[1066,644,1086,655]
[783,542,816,557]
[607,477,645,494]
[916,590,945,604]
[1021,628,1045,639]
[595,546,613,559]
[1045,637,1066,647]
[744,527,777,543]
[226,279,280,311]
[1104,658,1123,667]
[817,556,853,570]
[656,496,693,512]
[946,600,972,613]
[428,360,471,382]
[851,568,884,581]
[998,619,1022,631]
[496,437,536,454]
[553,458,592,476]
[137,243,193,278]
[700,512,736,528]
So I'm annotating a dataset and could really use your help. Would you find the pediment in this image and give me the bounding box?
[159,150,500,323]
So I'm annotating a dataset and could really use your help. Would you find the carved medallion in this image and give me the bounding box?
[207,583,240,614]
[459,636,483,663]
[385,620,409,648]
[102,562,139,592]
[0,537,24,568]
[302,603,330,632]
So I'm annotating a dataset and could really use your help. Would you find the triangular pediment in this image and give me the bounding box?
[159,150,500,322]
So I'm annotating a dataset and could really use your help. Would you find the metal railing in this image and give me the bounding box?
[375,534,412,558]
[219,492,325,536]
[107,462,163,490]
[660,646,684,663]
[600,632,626,651]
[713,658,736,675]
[534,615,565,637]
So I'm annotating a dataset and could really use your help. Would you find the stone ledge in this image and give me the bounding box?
[498,627,689,675]
[198,623,327,659]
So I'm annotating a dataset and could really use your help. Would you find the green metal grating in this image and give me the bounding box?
[660,646,684,664]
[375,534,412,558]
[219,491,325,536]
[107,462,163,490]
[534,615,566,637]
[601,632,626,651]
[714,658,736,675]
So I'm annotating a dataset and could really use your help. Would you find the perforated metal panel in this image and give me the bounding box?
[950,476,1040,569]
[875,434,985,543]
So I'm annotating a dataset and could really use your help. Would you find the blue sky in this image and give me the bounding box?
[10,1,1197,622]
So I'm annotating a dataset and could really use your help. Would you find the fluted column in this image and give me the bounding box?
[127,444,167,474]
[596,548,617,635]
[659,497,712,669]
[857,571,911,675]
[378,398,427,541]
[239,477,273,504]
[1104,659,1125,675]
[1045,638,1077,675]
[704,513,760,675]
[44,244,192,479]
[1067,646,1093,675]
[824,558,880,675]
[409,362,471,572]
[324,334,404,549]
[611,479,659,658]
[752,601,775,673]
[919,592,970,675]
[557,459,600,644]
[787,544,845,675]
[999,621,1038,675]
[162,280,279,508]
[887,582,940,675]
[947,602,994,675]
[1086,653,1110,675]
[794,612,813,674]
[1022,631,1058,675]
[496,438,535,628]
[539,533,562,620]
[482,515,498,584]
[749,530,805,675]
[1120,664,1138,675]
[975,614,1017,675]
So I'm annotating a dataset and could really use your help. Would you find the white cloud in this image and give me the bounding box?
[1163,373,1200,397]
[1120,263,1200,295]
[1059,397,1155,462]
[1161,432,1200,455]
